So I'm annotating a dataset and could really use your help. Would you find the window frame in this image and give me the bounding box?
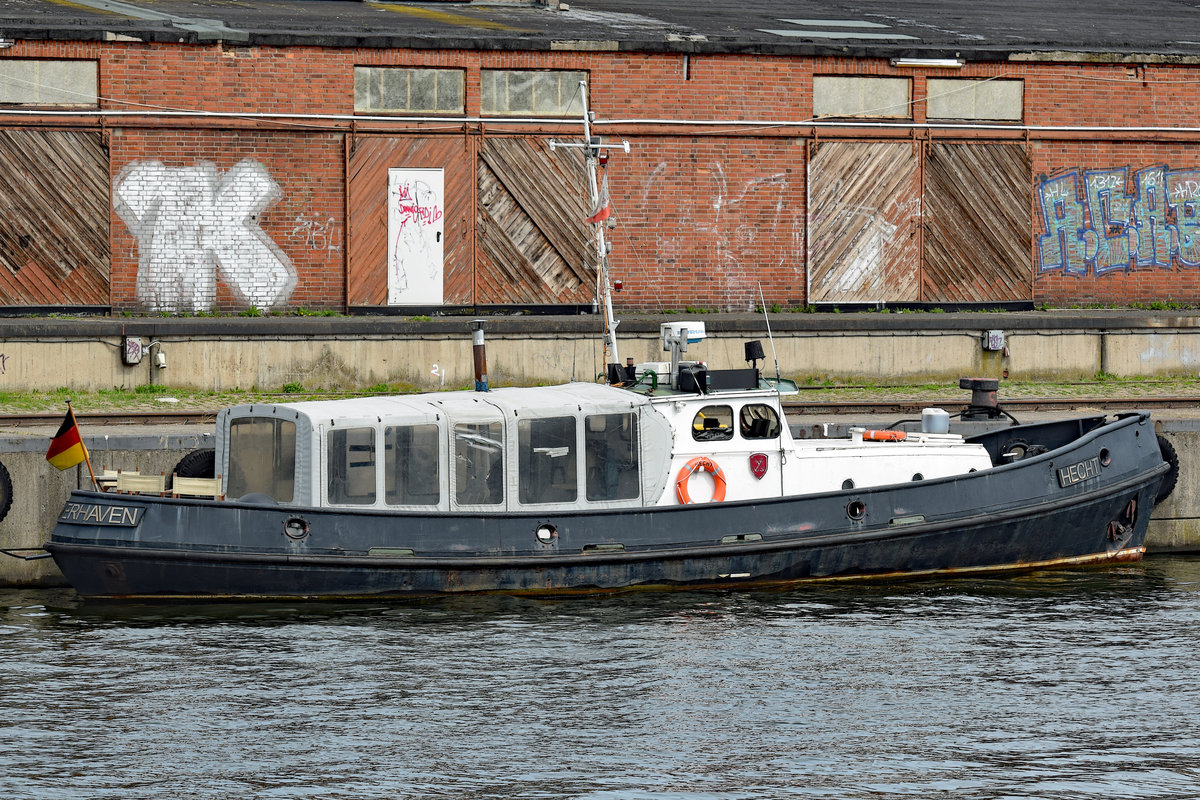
[0,59,98,108]
[585,412,641,503]
[925,78,1024,122]
[692,405,735,442]
[383,422,442,507]
[353,66,466,115]
[739,404,782,440]
[480,69,588,117]
[812,75,912,120]
[517,415,579,505]
[226,417,297,504]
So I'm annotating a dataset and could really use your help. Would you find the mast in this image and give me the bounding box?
[550,80,629,383]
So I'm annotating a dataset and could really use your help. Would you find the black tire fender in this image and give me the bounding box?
[172,448,216,480]
[1155,434,1179,505]
[0,458,12,523]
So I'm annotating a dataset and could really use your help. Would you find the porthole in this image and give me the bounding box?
[284,517,310,540]
[535,523,558,543]
[846,500,866,521]
[1099,448,1111,466]
[842,479,855,490]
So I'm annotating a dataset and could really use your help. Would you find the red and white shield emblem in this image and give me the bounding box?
[749,453,768,480]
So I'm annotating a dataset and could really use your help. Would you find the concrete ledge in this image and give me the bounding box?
[3,311,1200,392]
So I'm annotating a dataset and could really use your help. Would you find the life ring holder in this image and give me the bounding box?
[675,456,727,504]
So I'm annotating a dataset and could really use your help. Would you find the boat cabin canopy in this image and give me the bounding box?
[214,383,675,512]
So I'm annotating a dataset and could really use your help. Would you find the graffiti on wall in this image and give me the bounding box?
[1037,165,1200,277]
[291,213,343,254]
[640,161,803,309]
[114,159,297,312]
[387,168,445,306]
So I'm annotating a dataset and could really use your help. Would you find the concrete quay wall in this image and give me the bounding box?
[2,311,1200,393]
[0,429,212,587]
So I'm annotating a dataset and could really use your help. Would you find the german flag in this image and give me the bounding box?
[46,406,88,470]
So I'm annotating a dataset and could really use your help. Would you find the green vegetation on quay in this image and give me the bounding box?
[2,374,1198,416]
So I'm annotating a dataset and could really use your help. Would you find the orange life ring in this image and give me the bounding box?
[676,456,727,504]
[863,430,907,442]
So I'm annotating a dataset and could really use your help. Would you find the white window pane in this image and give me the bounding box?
[0,60,97,106]
[813,76,910,118]
[928,79,1023,121]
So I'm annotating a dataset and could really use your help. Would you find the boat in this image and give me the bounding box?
[44,85,1174,600]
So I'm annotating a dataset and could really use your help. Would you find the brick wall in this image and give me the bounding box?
[5,39,1200,311]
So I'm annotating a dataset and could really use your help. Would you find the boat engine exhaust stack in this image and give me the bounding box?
[471,319,488,392]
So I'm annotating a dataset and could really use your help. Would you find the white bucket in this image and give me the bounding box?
[921,408,950,435]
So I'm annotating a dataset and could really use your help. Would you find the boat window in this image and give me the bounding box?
[740,404,781,439]
[692,405,734,442]
[327,427,377,505]
[226,417,296,503]
[384,424,441,506]
[585,412,640,501]
[518,416,577,504]
[454,422,504,505]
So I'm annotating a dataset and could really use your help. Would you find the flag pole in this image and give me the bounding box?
[68,400,99,490]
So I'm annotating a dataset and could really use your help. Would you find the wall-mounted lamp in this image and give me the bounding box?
[890,57,965,68]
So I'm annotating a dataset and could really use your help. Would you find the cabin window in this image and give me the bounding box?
[454,422,504,505]
[327,427,377,505]
[384,424,441,506]
[692,405,734,442]
[518,416,577,504]
[226,418,296,503]
[585,412,640,501]
[740,404,781,439]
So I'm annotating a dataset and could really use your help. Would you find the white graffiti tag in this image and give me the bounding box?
[114,159,297,312]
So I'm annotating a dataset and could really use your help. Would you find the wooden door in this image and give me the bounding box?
[806,141,922,303]
[922,142,1032,302]
[0,130,109,306]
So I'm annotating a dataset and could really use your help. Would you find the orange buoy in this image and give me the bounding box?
[863,430,907,442]
[675,456,728,504]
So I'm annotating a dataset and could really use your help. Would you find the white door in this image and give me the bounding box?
[387,168,445,305]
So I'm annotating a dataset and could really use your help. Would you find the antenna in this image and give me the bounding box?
[757,283,781,383]
[549,81,630,382]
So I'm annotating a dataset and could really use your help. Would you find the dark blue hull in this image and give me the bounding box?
[46,414,1168,599]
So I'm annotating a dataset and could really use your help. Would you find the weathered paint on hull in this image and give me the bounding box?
[46,413,1169,600]
[48,477,1164,599]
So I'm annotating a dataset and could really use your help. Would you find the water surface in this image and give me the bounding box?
[3,557,1200,799]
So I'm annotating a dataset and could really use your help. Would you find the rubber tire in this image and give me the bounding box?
[0,459,12,523]
[1155,434,1179,505]
[173,448,216,479]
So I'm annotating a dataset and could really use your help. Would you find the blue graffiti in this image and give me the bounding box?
[1037,165,1200,276]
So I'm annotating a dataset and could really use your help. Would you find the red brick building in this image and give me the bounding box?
[1,0,1199,313]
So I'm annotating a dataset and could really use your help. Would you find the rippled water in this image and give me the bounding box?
[3,558,1200,799]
